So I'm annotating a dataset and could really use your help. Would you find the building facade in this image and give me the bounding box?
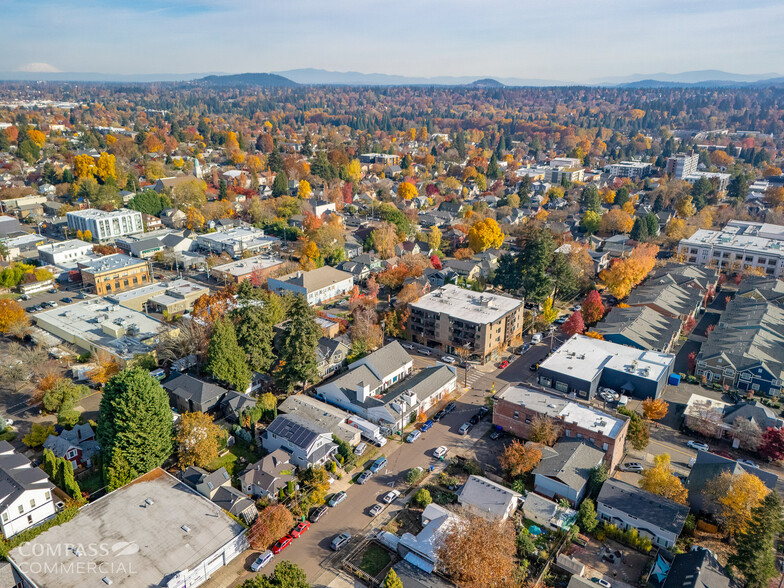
[66,208,144,241]
[605,161,652,179]
[267,266,354,306]
[666,153,699,179]
[0,442,56,539]
[408,284,523,363]
[78,254,151,295]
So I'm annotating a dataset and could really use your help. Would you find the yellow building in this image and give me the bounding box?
[78,254,151,295]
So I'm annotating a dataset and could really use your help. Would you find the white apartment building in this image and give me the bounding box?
[678,221,784,277]
[37,239,95,266]
[267,266,354,306]
[605,161,652,179]
[66,208,144,241]
[683,171,731,193]
[0,441,56,539]
[666,153,699,179]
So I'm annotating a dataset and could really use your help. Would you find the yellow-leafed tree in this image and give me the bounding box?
[642,398,669,421]
[27,129,46,148]
[703,471,770,537]
[640,454,688,504]
[298,179,312,198]
[397,181,417,200]
[96,152,116,183]
[467,218,504,252]
[176,411,227,469]
[73,154,96,179]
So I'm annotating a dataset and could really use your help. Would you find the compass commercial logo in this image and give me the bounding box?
[14,541,139,578]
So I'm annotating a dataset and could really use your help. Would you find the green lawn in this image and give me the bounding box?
[359,544,391,577]
[205,442,259,476]
[78,470,104,495]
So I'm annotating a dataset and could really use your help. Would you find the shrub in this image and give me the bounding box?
[406,467,425,485]
[413,488,432,507]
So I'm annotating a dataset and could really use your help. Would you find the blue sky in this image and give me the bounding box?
[2,0,782,80]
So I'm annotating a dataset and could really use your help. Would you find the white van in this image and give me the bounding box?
[531,333,543,344]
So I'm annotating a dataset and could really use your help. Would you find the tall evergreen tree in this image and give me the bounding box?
[277,295,320,393]
[234,304,275,373]
[630,217,649,242]
[106,447,136,492]
[207,318,252,391]
[97,367,173,477]
[486,154,500,179]
[581,184,602,213]
[729,492,781,588]
[272,171,289,198]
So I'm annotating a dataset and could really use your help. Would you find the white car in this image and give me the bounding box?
[402,342,415,350]
[595,579,611,588]
[737,458,757,468]
[251,550,273,571]
[382,490,400,504]
[687,440,709,452]
[433,446,448,459]
[620,462,644,473]
[441,356,456,364]
[369,504,384,517]
[406,430,421,443]
[419,348,431,356]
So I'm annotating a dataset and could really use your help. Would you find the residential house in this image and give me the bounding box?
[220,390,257,423]
[163,374,229,414]
[180,466,257,524]
[522,492,578,532]
[279,394,360,445]
[596,478,689,549]
[0,441,56,539]
[42,424,99,469]
[626,280,702,321]
[532,439,605,505]
[661,547,731,588]
[317,337,351,380]
[493,385,629,471]
[210,255,287,286]
[239,450,296,500]
[423,267,458,288]
[536,334,675,400]
[457,475,521,521]
[395,503,458,573]
[160,208,187,229]
[261,414,338,469]
[442,259,481,281]
[267,266,354,306]
[685,450,778,515]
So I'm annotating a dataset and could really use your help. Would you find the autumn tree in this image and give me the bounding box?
[73,154,97,179]
[759,427,784,461]
[539,296,558,325]
[500,440,542,477]
[297,239,321,270]
[384,569,404,588]
[617,406,649,450]
[172,179,207,209]
[731,417,762,451]
[581,210,601,235]
[87,349,121,385]
[703,471,770,536]
[640,454,688,504]
[641,398,669,421]
[561,310,585,337]
[397,181,417,200]
[96,152,116,183]
[528,415,560,446]
[581,290,605,324]
[298,179,312,198]
[249,504,295,550]
[0,299,29,335]
[177,411,227,468]
[369,222,399,259]
[728,492,781,588]
[675,194,696,218]
[599,209,634,234]
[468,218,504,252]
[600,245,659,299]
[428,226,442,251]
[436,511,518,588]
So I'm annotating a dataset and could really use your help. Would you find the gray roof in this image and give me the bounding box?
[736,274,784,303]
[211,485,256,518]
[0,441,54,510]
[239,449,294,495]
[278,394,358,444]
[457,475,521,519]
[627,281,701,317]
[648,264,718,292]
[533,439,605,492]
[164,374,228,407]
[722,400,784,430]
[78,253,146,274]
[662,550,730,588]
[597,478,689,535]
[348,341,412,381]
[596,305,681,352]
[181,466,231,492]
[221,391,256,421]
[272,266,353,292]
[266,414,331,452]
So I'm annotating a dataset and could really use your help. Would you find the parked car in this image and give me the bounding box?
[369,504,383,517]
[402,342,415,350]
[291,521,310,538]
[420,419,434,432]
[357,470,373,484]
[419,348,431,356]
[529,363,539,372]
[251,550,274,571]
[354,442,367,456]
[489,429,504,440]
[521,343,531,353]
[469,413,481,425]
[433,446,448,459]
[48,288,57,294]
[382,490,400,504]
[477,406,489,418]
[445,402,456,413]
[498,360,510,369]
[687,440,709,452]
[331,532,351,551]
[328,491,347,507]
[531,333,543,344]
[271,536,293,554]
[592,578,611,587]
[433,410,447,422]
[620,462,644,473]
[458,422,473,435]
[406,430,421,443]
[737,458,757,468]
[61,297,72,303]
[441,355,456,364]
[554,316,567,325]
[369,456,387,473]
[309,506,328,523]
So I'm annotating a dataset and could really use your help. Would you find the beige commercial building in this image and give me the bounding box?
[107,279,209,314]
[78,254,151,295]
[408,284,524,363]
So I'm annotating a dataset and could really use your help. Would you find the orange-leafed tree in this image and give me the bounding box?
[500,440,542,477]
[581,290,605,324]
[176,411,227,468]
[192,288,235,325]
[642,398,669,421]
[599,209,634,234]
[397,181,417,200]
[249,504,294,550]
[87,349,121,385]
[297,239,320,270]
[703,471,770,537]
[0,299,29,335]
[600,244,659,299]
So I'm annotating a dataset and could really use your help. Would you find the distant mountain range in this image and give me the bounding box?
[0,68,781,88]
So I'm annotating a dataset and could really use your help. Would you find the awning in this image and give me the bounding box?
[404,552,435,574]
[622,381,636,393]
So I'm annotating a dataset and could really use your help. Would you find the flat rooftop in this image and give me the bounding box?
[540,334,674,383]
[498,385,627,439]
[37,239,93,255]
[8,469,245,588]
[409,284,522,324]
[681,220,784,255]
[67,208,140,219]
[78,253,147,274]
[272,266,353,292]
[211,254,286,277]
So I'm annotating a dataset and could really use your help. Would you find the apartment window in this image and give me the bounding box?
[27,515,33,525]
[1,513,7,522]
[565,429,571,437]
[524,415,531,424]
[739,372,751,381]
[752,384,760,391]
[577,433,583,439]
[30,499,35,508]
[18,505,23,514]
[603,443,609,451]
[513,411,519,420]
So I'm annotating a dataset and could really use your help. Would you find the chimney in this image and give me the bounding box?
[356,381,371,402]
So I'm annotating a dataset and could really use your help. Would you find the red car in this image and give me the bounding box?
[272,536,293,554]
[498,360,510,369]
[291,521,310,538]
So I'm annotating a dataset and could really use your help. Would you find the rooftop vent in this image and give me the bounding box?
[102,577,113,585]
[144,498,154,506]
[181,525,191,533]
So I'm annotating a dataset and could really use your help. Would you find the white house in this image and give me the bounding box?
[0,441,56,539]
[457,475,521,521]
[261,414,338,469]
[267,266,354,306]
[532,439,605,506]
[596,479,689,549]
